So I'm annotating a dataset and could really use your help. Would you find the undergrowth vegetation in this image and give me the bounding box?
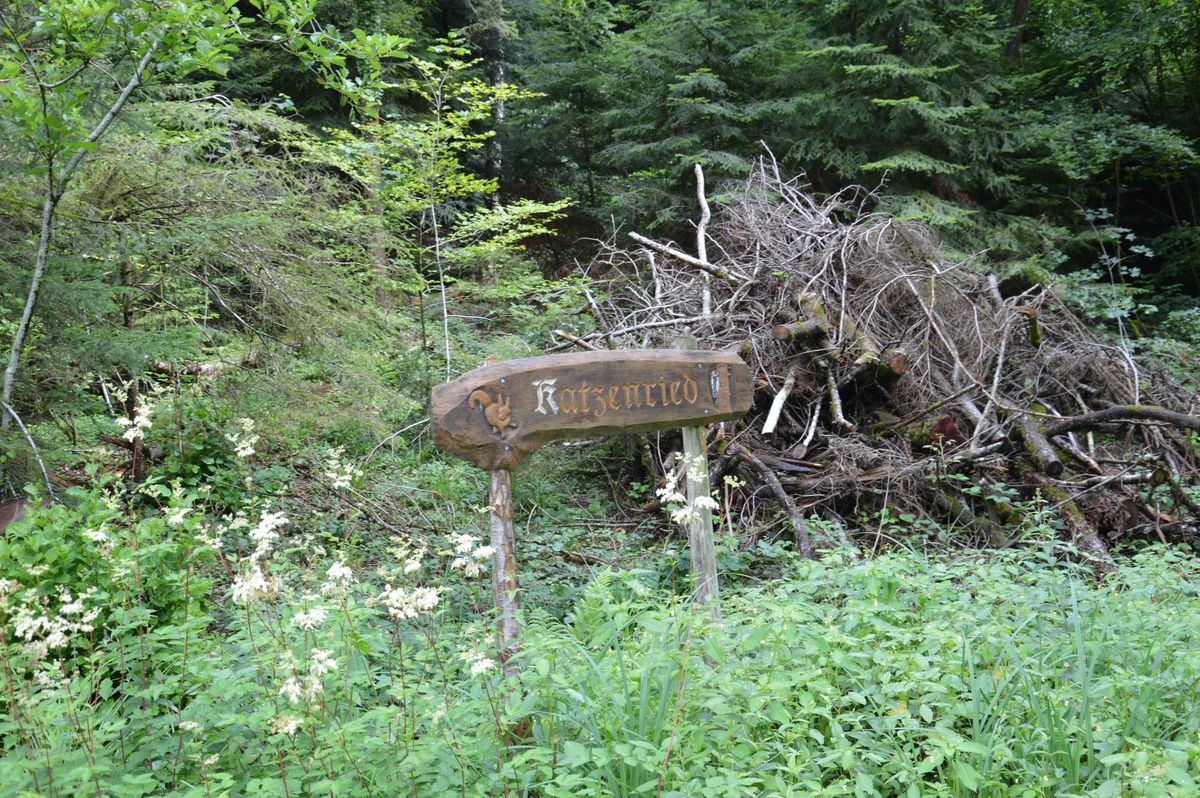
[2,466,1198,797]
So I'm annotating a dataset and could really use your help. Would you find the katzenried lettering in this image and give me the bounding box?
[529,374,699,419]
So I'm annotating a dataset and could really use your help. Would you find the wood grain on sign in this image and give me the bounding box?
[431,350,753,469]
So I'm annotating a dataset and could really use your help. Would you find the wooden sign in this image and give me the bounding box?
[431,350,753,469]
[430,347,752,676]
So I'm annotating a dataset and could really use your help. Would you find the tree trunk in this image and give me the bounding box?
[1,188,58,431]
[1006,0,1031,59]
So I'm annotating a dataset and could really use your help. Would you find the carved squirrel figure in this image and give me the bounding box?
[468,389,514,436]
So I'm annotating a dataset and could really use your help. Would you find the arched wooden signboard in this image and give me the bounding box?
[431,348,753,671]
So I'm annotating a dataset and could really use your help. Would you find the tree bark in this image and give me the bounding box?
[1006,0,1031,60]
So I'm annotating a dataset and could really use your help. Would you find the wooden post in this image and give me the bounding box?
[489,468,520,676]
[676,336,720,616]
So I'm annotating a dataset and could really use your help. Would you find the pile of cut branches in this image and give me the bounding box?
[556,159,1200,574]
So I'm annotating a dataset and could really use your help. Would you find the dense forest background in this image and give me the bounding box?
[2,0,1200,444]
[2,2,1200,796]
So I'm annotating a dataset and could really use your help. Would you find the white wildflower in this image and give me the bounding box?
[114,391,154,443]
[309,648,337,677]
[196,526,222,549]
[279,676,303,704]
[693,495,720,512]
[166,506,192,527]
[671,503,702,526]
[291,606,329,631]
[302,674,323,702]
[379,584,441,619]
[459,650,496,677]
[723,474,745,489]
[451,533,476,555]
[226,418,259,459]
[84,528,109,544]
[322,560,354,595]
[231,568,276,604]
[271,715,302,736]
[178,720,202,733]
[322,446,363,490]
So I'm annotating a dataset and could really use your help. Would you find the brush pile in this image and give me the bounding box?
[556,159,1200,573]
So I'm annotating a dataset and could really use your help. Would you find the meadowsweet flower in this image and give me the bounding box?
[0,578,18,611]
[460,650,496,677]
[178,720,203,733]
[271,715,302,735]
[232,568,276,604]
[10,588,99,663]
[242,510,288,567]
[322,447,363,490]
[379,584,441,619]
[279,676,303,704]
[322,560,354,595]
[671,504,699,526]
[291,606,329,631]
[226,418,259,459]
[167,506,192,527]
[84,527,109,544]
[449,536,493,577]
[196,526,222,549]
[309,648,337,677]
[693,495,720,512]
[302,674,323,701]
[723,475,746,489]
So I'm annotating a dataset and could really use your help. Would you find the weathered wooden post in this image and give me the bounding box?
[676,336,720,615]
[431,349,752,671]
[488,468,520,675]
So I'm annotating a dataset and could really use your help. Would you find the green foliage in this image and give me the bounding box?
[5,501,1200,798]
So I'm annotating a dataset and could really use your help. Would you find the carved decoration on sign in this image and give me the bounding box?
[468,388,515,437]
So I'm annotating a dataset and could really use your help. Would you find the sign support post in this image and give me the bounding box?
[677,337,720,616]
[488,468,520,677]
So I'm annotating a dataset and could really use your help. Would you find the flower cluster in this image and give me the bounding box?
[271,715,302,736]
[656,454,721,526]
[449,533,493,578]
[321,560,355,596]
[231,510,289,604]
[291,604,328,631]
[226,418,259,459]
[114,393,154,443]
[278,648,338,705]
[378,584,441,619]
[8,586,101,664]
[322,446,363,490]
[459,649,496,677]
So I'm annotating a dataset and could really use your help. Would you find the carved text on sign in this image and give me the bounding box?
[431,350,752,469]
[531,374,704,418]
